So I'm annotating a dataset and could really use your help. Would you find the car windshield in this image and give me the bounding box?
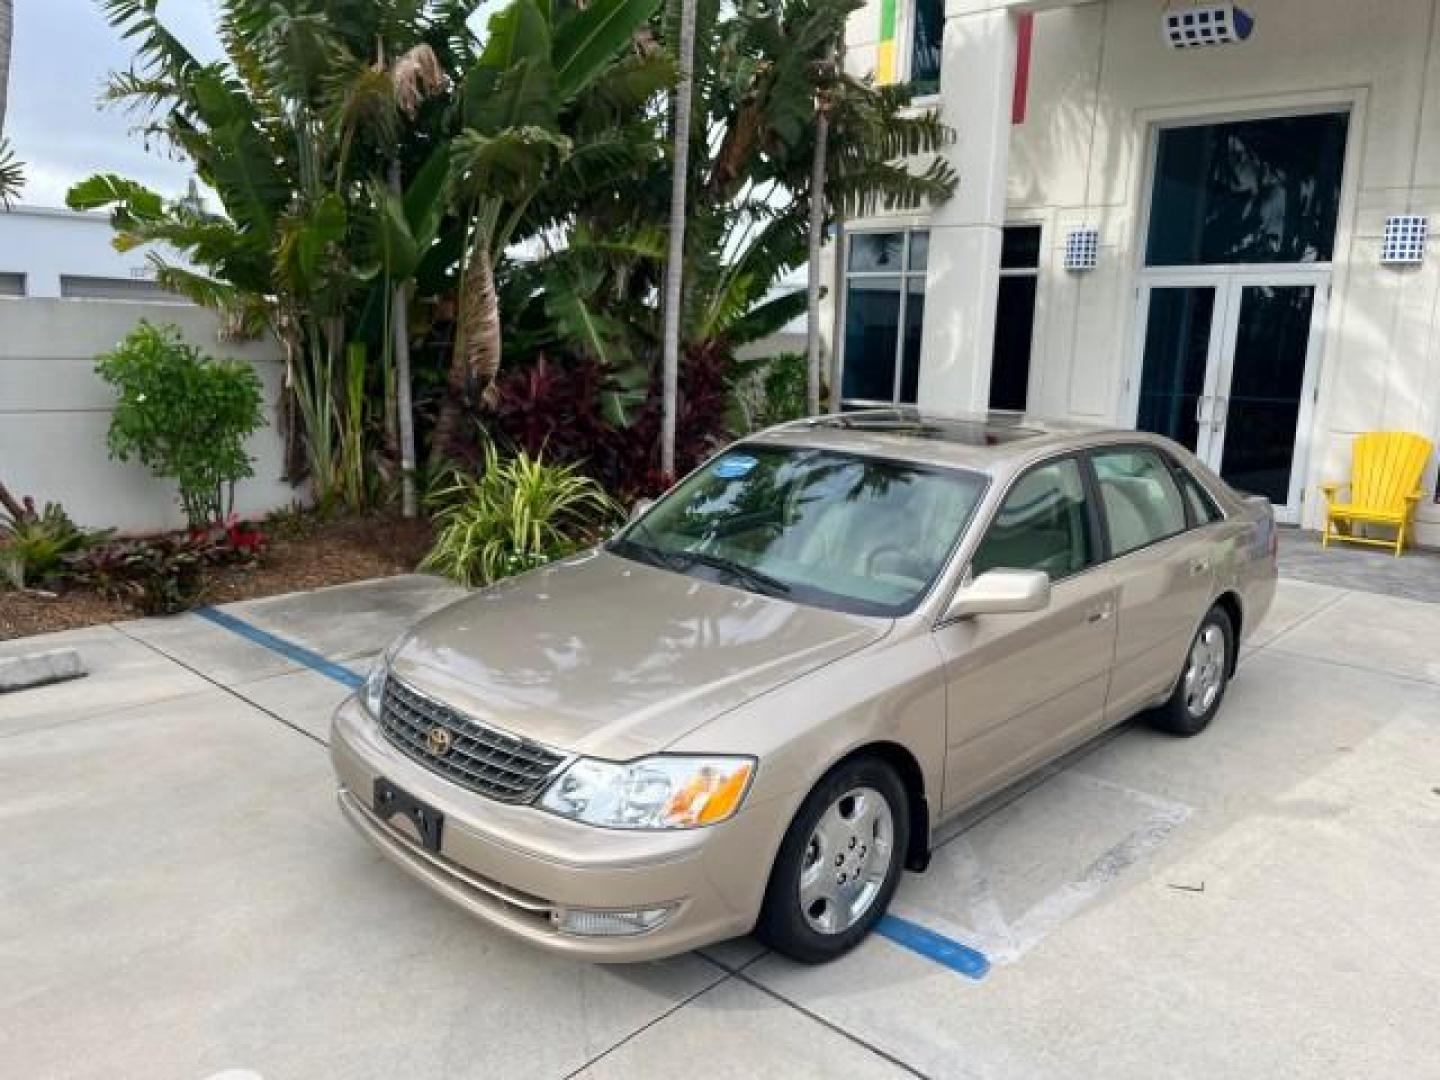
[609,445,988,616]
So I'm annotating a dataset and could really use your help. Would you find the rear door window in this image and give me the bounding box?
[1091,447,1189,556]
[1174,465,1224,524]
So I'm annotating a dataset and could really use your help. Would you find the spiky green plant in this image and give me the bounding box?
[421,442,620,587]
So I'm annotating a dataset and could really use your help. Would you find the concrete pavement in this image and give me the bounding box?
[2,572,1438,1079]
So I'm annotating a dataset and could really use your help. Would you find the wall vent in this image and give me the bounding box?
[1381,215,1427,266]
[1164,5,1254,49]
[1064,228,1099,271]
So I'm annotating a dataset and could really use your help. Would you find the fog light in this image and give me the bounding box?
[551,905,675,937]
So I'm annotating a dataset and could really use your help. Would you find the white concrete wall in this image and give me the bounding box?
[0,299,297,534]
[834,0,1440,543]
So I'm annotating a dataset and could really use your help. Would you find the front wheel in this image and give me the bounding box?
[1146,605,1234,736]
[756,756,909,963]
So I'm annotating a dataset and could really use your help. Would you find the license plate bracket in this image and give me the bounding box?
[373,777,444,854]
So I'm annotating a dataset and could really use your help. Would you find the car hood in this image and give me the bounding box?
[389,549,889,760]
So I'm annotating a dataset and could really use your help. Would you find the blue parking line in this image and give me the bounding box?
[194,606,363,689]
[876,915,990,979]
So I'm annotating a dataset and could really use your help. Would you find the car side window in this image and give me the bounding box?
[970,458,1093,581]
[1091,447,1189,556]
[1174,465,1223,525]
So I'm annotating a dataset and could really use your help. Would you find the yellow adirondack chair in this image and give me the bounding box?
[1320,431,1433,556]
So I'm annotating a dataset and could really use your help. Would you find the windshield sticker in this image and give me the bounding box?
[712,454,758,479]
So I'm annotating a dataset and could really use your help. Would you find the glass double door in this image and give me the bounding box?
[1131,271,1327,522]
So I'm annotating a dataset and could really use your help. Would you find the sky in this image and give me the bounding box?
[4,1,514,210]
[6,0,224,208]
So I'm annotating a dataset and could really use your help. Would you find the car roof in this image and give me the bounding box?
[744,408,1140,475]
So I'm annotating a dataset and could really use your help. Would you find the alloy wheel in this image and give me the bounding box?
[798,786,894,935]
[1183,622,1227,718]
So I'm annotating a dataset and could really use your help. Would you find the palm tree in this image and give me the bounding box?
[658,0,697,479]
[805,78,830,415]
[0,0,23,207]
[431,0,665,459]
[0,0,11,133]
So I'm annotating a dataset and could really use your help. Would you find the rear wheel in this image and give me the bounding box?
[1147,605,1234,736]
[756,756,909,963]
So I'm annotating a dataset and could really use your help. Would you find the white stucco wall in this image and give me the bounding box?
[0,299,296,534]
[832,0,1440,543]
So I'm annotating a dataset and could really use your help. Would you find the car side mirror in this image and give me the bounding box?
[629,498,656,522]
[944,569,1051,621]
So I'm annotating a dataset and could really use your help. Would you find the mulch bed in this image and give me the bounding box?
[1,514,434,642]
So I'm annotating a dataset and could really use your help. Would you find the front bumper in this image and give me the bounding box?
[329,696,779,962]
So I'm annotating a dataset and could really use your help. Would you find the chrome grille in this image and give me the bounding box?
[378,677,567,803]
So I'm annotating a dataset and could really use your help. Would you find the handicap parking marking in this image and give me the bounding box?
[194,606,363,690]
[895,770,1193,969]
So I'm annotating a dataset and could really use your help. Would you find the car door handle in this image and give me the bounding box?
[1188,558,1211,577]
[1085,602,1114,624]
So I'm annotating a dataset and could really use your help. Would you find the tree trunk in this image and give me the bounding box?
[659,0,698,480]
[805,97,829,416]
[434,223,499,460]
[389,161,418,519]
[393,279,418,516]
[0,0,12,135]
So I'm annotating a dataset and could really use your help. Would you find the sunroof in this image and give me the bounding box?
[812,410,1045,446]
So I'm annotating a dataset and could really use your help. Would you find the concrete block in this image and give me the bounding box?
[0,648,85,692]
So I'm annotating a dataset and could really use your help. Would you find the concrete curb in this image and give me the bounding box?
[0,648,86,693]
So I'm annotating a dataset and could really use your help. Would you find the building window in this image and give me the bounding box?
[58,275,188,303]
[0,272,25,297]
[841,230,928,406]
[909,0,943,96]
[1145,112,1349,267]
[989,225,1040,411]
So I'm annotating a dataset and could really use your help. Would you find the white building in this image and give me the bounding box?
[0,205,194,301]
[0,207,292,533]
[825,0,1440,543]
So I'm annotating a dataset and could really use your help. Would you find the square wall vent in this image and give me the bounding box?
[1164,5,1255,49]
[1064,228,1099,271]
[1381,215,1428,265]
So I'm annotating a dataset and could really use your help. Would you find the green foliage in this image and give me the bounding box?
[422,442,620,586]
[74,0,954,500]
[0,501,105,589]
[0,138,26,208]
[95,323,266,528]
[731,351,810,433]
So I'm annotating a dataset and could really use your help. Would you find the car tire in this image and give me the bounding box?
[755,756,910,964]
[1146,604,1235,737]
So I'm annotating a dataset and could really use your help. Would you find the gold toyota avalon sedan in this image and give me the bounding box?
[331,411,1277,963]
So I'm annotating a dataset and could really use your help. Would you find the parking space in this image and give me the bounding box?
[3,573,1439,1079]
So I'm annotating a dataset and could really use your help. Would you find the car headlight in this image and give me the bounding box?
[539,755,755,830]
[361,655,388,718]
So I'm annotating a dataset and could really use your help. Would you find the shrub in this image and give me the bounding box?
[0,498,105,589]
[421,443,620,588]
[62,519,266,615]
[491,345,736,502]
[64,534,213,615]
[95,322,266,528]
[731,351,810,432]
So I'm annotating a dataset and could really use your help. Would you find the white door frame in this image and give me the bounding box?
[1126,266,1330,523]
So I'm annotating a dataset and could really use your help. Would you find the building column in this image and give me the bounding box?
[917,5,1018,414]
